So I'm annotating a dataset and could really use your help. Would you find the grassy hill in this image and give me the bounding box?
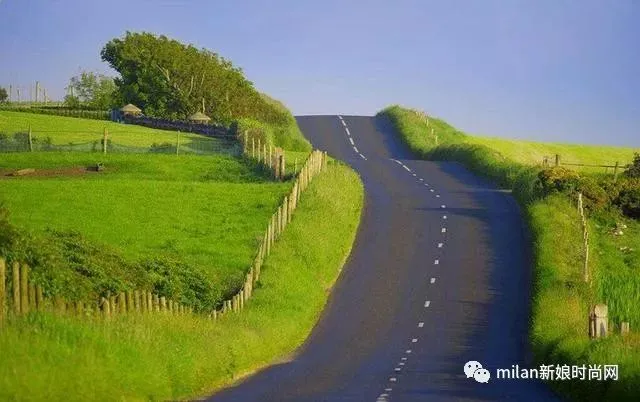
[0,161,364,401]
[379,104,640,401]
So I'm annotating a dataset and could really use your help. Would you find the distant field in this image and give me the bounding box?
[0,152,290,292]
[465,135,636,171]
[0,110,221,148]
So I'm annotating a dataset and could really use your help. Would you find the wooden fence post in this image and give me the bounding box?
[269,145,273,169]
[280,153,285,180]
[103,127,108,154]
[252,138,255,158]
[263,143,267,168]
[12,262,20,314]
[20,264,29,314]
[124,291,132,312]
[613,161,619,183]
[102,297,111,318]
[28,124,33,152]
[36,285,43,311]
[0,258,5,322]
[134,290,141,312]
[29,283,36,312]
[555,154,560,167]
[176,131,181,156]
[257,138,262,162]
[118,292,126,314]
[621,322,630,335]
[591,304,608,338]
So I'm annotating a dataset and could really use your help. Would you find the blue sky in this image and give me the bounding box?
[0,0,638,146]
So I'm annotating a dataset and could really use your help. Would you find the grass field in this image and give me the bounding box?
[380,104,640,401]
[0,110,218,148]
[0,152,291,301]
[0,162,364,401]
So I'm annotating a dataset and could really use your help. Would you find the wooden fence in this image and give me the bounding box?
[544,154,623,181]
[0,149,328,323]
[238,130,290,180]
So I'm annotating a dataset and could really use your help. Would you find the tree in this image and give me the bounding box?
[101,31,288,124]
[0,87,8,103]
[66,71,116,110]
[624,153,640,178]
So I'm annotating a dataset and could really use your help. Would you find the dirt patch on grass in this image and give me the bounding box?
[0,166,104,179]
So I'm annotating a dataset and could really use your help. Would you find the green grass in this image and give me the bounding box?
[379,104,640,401]
[0,152,290,298]
[0,161,364,401]
[0,110,219,147]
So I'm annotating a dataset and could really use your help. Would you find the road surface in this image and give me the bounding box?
[207,115,558,401]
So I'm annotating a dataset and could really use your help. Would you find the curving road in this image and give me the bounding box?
[207,115,558,401]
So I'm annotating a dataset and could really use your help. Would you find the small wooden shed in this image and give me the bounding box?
[188,111,211,124]
[120,104,142,116]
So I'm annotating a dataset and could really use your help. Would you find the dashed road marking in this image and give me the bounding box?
[436,194,440,198]
[385,388,392,392]
[412,338,418,343]
[430,277,436,284]
[434,259,439,265]
[395,367,402,371]
[345,127,351,136]
[419,178,424,181]
[441,227,447,233]
[424,300,431,307]
[441,205,446,208]
[403,165,411,172]
[438,242,444,248]
[348,137,354,145]
[390,377,397,382]
[412,173,417,177]
[443,215,447,219]
[418,322,425,327]
[406,349,412,354]
[359,153,367,160]
[401,357,407,361]
[430,189,434,192]
[353,146,359,153]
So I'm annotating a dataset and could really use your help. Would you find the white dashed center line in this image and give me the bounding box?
[418,322,425,327]
[443,215,447,219]
[345,128,351,136]
[424,300,431,307]
[441,227,447,233]
[353,146,359,153]
[411,338,418,343]
[434,259,439,265]
[348,137,354,145]
[430,277,436,284]
[438,242,444,248]
[441,205,446,208]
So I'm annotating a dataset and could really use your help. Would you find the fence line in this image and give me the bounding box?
[237,130,289,180]
[544,154,622,181]
[0,149,329,323]
[577,193,590,283]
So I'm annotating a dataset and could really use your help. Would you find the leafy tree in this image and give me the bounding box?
[0,87,8,103]
[625,153,640,178]
[66,71,116,110]
[63,94,81,109]
[101,31,288,124]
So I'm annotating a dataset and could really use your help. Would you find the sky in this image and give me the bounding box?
[0,0,638,146]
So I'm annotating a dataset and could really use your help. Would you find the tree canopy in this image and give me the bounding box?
[64,71,117,110]
[0,87,8,103]
[101,32,288,125]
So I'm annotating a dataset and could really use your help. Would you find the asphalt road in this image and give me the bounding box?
[207,115,559,402]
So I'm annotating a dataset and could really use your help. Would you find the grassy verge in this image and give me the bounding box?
[379,105,640,401]
[0,161,364,401]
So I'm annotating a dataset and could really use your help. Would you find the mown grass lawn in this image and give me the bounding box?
[0,162,364,401]
[0,152,291,292]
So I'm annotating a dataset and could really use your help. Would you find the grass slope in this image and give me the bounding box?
[379,105,640,401]
[0,110,213,147]
[0,161,364,401]
[0,152,290,297]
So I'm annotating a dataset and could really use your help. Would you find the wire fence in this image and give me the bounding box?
[0,128,242,156]
[0,106,110,121]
